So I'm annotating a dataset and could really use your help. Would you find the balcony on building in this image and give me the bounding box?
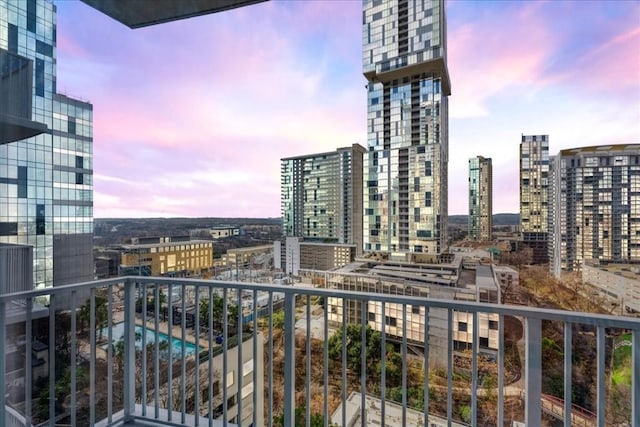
[1,276,639,427]
[0,49,48,145]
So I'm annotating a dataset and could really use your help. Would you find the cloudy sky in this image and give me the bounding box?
[54,0,640,218]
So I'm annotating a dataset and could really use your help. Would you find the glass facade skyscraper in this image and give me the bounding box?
[468,156,492,242]
[281,144,365,253]
[549,145,640,277]
[363,0,450,256]
[519,134,549,264]
[0,0,93,290]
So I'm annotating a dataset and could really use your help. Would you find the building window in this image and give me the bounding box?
[480,337,489,348]
[368,312,376,321]
[488,320,498,330]
[36,204,45,235]
[68,118,76,135]
[17,166,27,198]
[458,322,467,332]
[411,306,420,314]
[36,40,53,57]
[385,316,397,327]
[425,192,432,207]
[35,59,45,97]
[8,24,18,53]
[27,0,36,33]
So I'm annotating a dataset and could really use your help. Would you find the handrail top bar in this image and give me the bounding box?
[1,275,639,329]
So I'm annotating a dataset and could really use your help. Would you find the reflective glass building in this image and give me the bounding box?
[363,0,451,257]
[0,0,93,290]
[549,144,640,277]
[468,156,492,242]
[519,134,549,264]
[281,144,365,253]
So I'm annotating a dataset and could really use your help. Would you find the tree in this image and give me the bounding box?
[273,404,335,427]
[78,295,109,340]
[199,294,239,331]
[328,324,382,378]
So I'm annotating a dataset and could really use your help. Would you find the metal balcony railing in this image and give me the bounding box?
[1,276,639,427]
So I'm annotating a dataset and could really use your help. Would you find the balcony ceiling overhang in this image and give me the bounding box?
[364,57,452,96]
[0,114,48,145]
[80,0,268,29]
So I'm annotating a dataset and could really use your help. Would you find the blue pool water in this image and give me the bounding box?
[102,322,200,360]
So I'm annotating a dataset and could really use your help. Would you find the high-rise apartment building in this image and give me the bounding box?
[549,145,640,277]
[0,0,93,290]
[281,144,365,252]
[468,156,492,241]
[519,134,549,264]
[363,0,451,257]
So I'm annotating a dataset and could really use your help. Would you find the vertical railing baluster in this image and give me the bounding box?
[323,294,329,427]
[402,303,407,427]
[525,317,542,426]
[423,305,429,427]
[632,328,639,427]
[90,289,96,426]
[123,280,136,421]
[498,313,504,427]
[107,285,113,423]
[564,322,572,426]
[208,286,213,427]
[381,300,386,427]
[268,291,273,427]
[447,309,453,425]
[25,297,33,426]
[181,285,186,424]
[222,287,228,426]
[307,295,312,427]
[154,284,160,419]
[49,295,56,426]
[471,311,478,426]
[341,297,347,427]
[194,285,200,426]
[167,283,173,420]
[237,287,244,427]
[283,291,296,427]
[0,300,5,425]
[360,299,367,426]
[597,325,605,426]
[70,291,77,426]
[141,283,147,417]
[252,289,258,427]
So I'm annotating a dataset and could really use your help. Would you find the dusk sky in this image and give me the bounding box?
[54,0,640,218]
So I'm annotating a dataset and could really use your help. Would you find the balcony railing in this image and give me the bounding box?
[1,276,639,426]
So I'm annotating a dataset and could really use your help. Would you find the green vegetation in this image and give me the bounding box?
[273,404,335,427]
[199,294,239,330]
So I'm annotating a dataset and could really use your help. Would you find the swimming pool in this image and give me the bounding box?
[102,322,201,360]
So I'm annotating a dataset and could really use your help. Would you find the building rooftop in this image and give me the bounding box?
[331,392,467,427]
[120,239,213,250]
[584,262,640,281]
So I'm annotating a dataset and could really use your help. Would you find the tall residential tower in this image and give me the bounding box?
[468,156,492,241]
[281,144,365,251]
[549,145,640,277]
[363,0,451,257]
[0,0,94,290]
[520,134,549,264]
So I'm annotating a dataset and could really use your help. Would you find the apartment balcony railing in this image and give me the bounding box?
[1,276,639,427]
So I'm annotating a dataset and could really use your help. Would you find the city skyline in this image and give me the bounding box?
[55,0,640,218]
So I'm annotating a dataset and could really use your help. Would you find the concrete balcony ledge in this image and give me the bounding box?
[95,405,229,427]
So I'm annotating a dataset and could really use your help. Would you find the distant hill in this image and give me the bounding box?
[448,213,519,226]
[94,217,282,247]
